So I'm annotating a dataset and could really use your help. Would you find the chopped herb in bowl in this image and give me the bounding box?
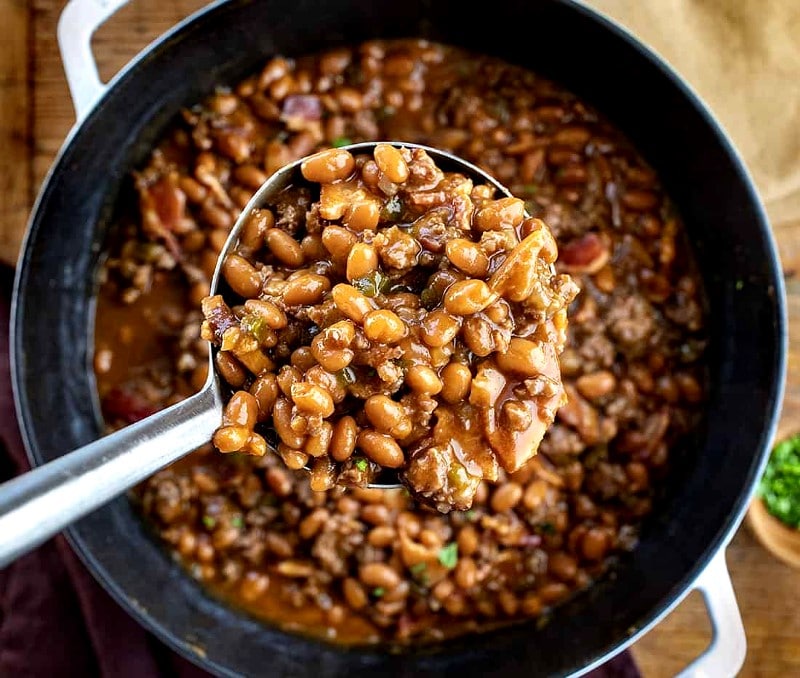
[758,435,800,528]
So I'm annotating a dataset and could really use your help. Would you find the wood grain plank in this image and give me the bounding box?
[0,0,31,265]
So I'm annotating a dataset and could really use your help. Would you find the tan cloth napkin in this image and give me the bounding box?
[587,0,800,234]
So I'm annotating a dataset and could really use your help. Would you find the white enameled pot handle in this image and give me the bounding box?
[676,550,746,678]
[57,0,131,121]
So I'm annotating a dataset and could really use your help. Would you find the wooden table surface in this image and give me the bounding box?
[1,1,798,675]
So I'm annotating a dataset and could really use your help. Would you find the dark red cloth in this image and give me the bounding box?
[0,265,639,677]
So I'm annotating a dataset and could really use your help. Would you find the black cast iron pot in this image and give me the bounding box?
[11,0,786,676]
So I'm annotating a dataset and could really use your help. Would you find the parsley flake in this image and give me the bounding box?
[759,435,800,527]
[332,136,353,148]
[438,542,458,569]
[202,515,216,529]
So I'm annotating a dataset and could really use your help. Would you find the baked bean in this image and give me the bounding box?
[367,525,396,547]
[223,391,258,428]
[576,370,616,399]
[239,572,270,602]
[520,593,543,616]
[290,346,317,372]
[244,299,287,329]
[330,416,358,461]
[363,310,406,343]
[621,189,658,211]
[498,589,519,616]
[433,578,455,602]
[300,234,328,260]
[213,425,249,452]
[474,197,526,232]
[311,320,356,371]
[331,283,375,322]
[291,382,334,417]
[273,397,306,449]
[345,200,381,232]
[321,226,358,261]
[405,364,442,395]
[359,562,401,590]
[301,148,355,183]
[361,504,390,526]
[538,582,570,605]
[310,456,336,491]
[305,365,347,403]
[490,482,523,512]
[365,395,409,437]
[261,470,291,500]
[278,443,309,470]
[223,254,262,298]
[179,176,207,203]
[277,365,302,396]
[443,279,496,316]
[581,528,609,561]
[374,144,409,183]
[454,557,477,589]
[357,430,404,467]
[346,243,379,281]
[215,351,247,387]
[420,310,460,347]
[282,273,331,305]
[445,239,489,277]
[462,316,496,357]
[266,228,304,267]
[305,421,333,457]
[457,524,479,556]
[343,578,369,610]
[240,209,273,252]
[440,362,472,404]
[548,552,578,582]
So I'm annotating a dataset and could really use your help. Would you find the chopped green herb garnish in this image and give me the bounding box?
[522,184,538,195]
[438,542,458,570]
[380,195,403,222]
[240,313,270,344]
[372,587,385,597]
[338,366,357,385]
[231,515,244,529]
[332,136,353,148]
[202,515,216,529]
[354,458,368,472]
[759,435,800,528]
[420,287,440,310]
[352,270,391,297]
[735,279,745,291]
[535,522,556,535]
[464,509,476,522]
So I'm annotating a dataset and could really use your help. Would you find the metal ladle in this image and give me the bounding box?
[0,142,520,568]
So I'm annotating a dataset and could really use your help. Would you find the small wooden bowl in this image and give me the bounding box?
[747,498,800,569]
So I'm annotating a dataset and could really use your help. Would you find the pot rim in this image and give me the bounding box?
[10,0,787,676]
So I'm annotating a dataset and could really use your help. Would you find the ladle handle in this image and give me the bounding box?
[0,386,222,568]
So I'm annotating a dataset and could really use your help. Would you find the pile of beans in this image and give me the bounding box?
[202,144,576,510]
[94,40,707,645]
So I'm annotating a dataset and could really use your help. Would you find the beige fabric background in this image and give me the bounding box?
[587,0,800,232]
